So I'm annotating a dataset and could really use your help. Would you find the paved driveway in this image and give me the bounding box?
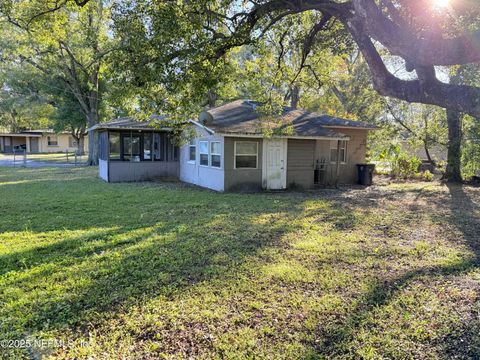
[0,154,78,168]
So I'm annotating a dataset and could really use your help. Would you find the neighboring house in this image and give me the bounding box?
[0,130,87,154]
[92,100,376,191]
[400,140,447,163]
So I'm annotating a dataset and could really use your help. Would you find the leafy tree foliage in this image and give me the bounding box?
[0,62,54,132]
[0,0,114,164]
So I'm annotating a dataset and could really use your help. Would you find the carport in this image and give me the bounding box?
[0,133,42,153]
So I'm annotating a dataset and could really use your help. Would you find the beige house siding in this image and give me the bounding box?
[287,139,315,188]
[38,133,88,153]
[223,130,368,190]
[224,137,263,191]
[0,133,86,153]
[315,128,368,185]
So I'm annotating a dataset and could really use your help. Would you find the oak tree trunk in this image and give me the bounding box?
[87,110,99,165]
[290,85,300,109]
[444,109,463,182]
[77,134,85,156]
[424,142,434,167]
[88,130,99,165]
[207,90,217,108]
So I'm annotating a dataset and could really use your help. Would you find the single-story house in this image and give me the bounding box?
[0,129,87,154]
[92,100,376,191]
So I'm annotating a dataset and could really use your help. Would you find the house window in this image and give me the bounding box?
[109,132,120,160]
[47,135,58,146]
[199,141,209,166]
[330,140,347,163]
[189,139,196,162]
[235,141,258,169]
[210,141,221,168]
[68,136,77,147]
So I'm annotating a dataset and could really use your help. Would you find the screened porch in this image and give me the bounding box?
[98,129,179,182]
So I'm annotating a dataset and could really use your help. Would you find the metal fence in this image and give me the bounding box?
[11,150,86,167]
[12,149,27,167]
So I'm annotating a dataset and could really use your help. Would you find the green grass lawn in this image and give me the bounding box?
[0,167,479,359]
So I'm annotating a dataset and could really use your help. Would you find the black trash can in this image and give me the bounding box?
[357,164,375,186]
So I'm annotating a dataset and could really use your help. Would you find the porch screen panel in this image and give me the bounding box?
[122,134,132,161]
[143,133,152,160]
[131,134,141,162]
[153,133,164,161]
[99,132,108,160]
[165,135,177,161]
[109,132,120,160]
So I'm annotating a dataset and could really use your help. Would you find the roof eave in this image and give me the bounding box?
[322,125,378,130]
[217,132,350,141]
[89,126,173,132]
[189,119,215,134]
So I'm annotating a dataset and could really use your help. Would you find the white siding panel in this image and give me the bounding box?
[179,127,225,191]
[99,159,108,182]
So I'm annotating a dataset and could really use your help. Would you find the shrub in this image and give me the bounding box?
[414,170,434,182]
[391,153,422,179]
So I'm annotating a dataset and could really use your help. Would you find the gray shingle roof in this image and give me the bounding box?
[88,116,168,131]
[199,100,376,138]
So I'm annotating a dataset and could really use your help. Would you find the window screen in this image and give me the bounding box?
[330,140,347,163]
[210,141,221,168]
[235,142,258,169]
[109,132,120,160]
[47,136,58,146]
[189,139,196,162]
[143,133,152,160]
[153,133,163,161]
[199,141,208,166]
[99,132,108,160]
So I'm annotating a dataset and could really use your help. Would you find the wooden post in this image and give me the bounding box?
[335,140,341,187]
[23,149,26,167]
[66,150,69,163]
[25,136,31,153]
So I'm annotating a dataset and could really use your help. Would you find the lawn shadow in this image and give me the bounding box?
[306,183,480,359]
[0,186,308,354]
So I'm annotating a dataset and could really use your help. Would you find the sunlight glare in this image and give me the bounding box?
[433,0,449,8]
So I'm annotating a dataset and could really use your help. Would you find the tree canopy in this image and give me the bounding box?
[0,0,479,179]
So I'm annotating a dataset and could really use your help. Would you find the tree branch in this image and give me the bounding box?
[346,17,480,117]
[352,0,480,66]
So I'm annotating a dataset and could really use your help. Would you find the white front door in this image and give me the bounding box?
[263,139,287,190]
